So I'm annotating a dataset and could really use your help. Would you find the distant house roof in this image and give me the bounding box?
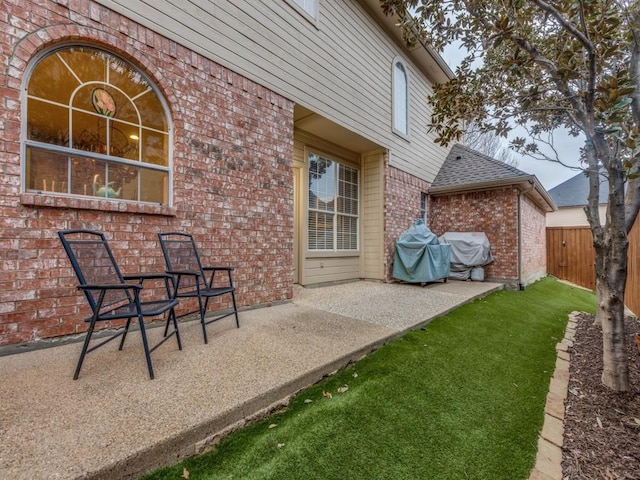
[430,143,556,212]
[548,170,608,207]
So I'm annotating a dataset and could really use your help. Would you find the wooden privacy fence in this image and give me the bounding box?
[547,223,640,316]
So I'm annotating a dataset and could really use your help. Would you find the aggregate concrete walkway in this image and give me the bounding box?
[0,280,501,480]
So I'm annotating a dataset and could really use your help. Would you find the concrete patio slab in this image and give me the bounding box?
[0,280,502,479]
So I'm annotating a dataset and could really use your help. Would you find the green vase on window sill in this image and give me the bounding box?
[92,174,122,198]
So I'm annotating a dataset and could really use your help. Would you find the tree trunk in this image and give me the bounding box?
[595,233,630,392]
[583,131,632,392]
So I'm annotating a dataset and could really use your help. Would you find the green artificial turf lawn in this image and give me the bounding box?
[143,277,596,480]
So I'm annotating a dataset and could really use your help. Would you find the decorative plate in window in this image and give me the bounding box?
[91,88,117,117]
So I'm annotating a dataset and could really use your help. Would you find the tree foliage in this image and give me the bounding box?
[380,0,640,391]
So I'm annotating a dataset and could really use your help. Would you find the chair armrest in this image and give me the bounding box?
[123,273,174,281]
[202,266,235,272]
[167,270,202,277]
[78,283,141,291]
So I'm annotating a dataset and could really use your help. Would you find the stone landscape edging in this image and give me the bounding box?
[528,311,579,480]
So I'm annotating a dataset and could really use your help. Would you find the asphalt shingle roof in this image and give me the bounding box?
[547,170,608,207]
[432,143,531,189]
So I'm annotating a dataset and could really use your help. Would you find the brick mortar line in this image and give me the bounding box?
[528,311,580,480]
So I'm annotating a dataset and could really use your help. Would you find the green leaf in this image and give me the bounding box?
[612,97,632,111]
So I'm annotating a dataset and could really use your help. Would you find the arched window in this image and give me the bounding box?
[392,60,409,137]
[24,45,171,204]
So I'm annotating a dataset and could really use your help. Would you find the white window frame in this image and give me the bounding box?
[392,58,410,138]
[285,0,319,25]
[307,150,360,253]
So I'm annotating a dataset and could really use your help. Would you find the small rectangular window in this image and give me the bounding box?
[420,192,428,223]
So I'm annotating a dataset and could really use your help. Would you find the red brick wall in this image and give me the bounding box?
[430,188,520,284]
[0,0,294,346]
[520,194,547,284]
[384,164,430,280]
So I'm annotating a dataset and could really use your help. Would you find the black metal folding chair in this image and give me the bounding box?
[158,232,239,344]
[58,229,182,379]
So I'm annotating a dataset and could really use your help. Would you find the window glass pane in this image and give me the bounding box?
[337,215,358,250]
[309,153,335,212]
[140,168,168,204]
[106,88,138,124]
[26,147,69,193]
[109,59,150,99]
[93,165,119,198]
[308,211,333,250]
[72,110,107,154]
[110,163,139,200]
[69,157,106,196]
[27,98,69,146]
[58,48,107,84]
[338,165,358,215]
[137,91,167,131]
[27,54,79,104]
[110,120,139,160]
[71,84,99,113]
[142,129,169,166]
[393,62,408,135]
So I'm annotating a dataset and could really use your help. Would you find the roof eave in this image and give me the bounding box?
[430,177,557,212]
[359,0,455,84]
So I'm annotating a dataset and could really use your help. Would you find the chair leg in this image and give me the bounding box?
[73,317,98,380]
[137,315,155,380]
[163,315,171,337]
[199,296,210,344]
[169,308,182,350]
[118,317,133,351]
[231,291,240,328]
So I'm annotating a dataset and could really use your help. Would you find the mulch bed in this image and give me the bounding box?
[562,313,640,479]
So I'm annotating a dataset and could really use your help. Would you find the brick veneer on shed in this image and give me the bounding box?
[430,187,521,285]
[520,194,548,285]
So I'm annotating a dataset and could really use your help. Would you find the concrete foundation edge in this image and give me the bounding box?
[84,333,401,480]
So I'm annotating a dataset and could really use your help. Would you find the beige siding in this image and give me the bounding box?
[294,130,361,166]
[546,206,606,227]
[361,150,384,279]
[304,256,361,285]
[95,0,449,182]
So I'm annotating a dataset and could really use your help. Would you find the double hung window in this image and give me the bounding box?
[24,46,171,204]
[308,152,359,252]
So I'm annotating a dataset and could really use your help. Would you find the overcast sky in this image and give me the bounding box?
[511,130,584,191]
[440,45,585,192]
